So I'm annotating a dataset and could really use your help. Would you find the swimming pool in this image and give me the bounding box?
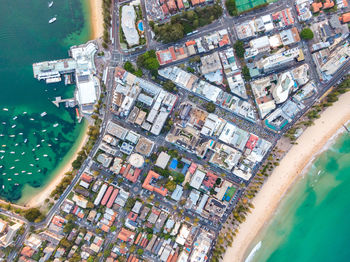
[137,21,144,32]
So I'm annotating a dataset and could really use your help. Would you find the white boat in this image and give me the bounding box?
[14,159,20,162]
[19,133,23,135]
[0,166,2,168]
[36,144,40,148]
[1,122,5,125]
[2,185,4,189]
[0,156,3,160]
[30,164,34,167]
[42,129,47,132]
[13,116,17,120]
[48,144,52,147]
[0,150,4,153]
[15,183,19,186]
[53,123,59,127]
[21,152,25,155]
[15,143,18,146]
[40,112,47,117]
[32,149,35,151]
[27,172,32,175]
[9,135,15,137]
[41,139,45,142]
[35,158,39,161]
[3,108,8,111]
[10,152,15,154]
[23,112,27,114]
[30,118,34,121]
[9,166,15,169]
[43,154,48,157]
[49,17,56,24]
[7,178,11,181]
[48,1,53,8]
[24,138,28,143]
[21,171,26,173]
[14,173,18,176]
[11,125,16,128]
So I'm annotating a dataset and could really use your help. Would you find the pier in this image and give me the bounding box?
[52,96,76,108]
[343,124,350,133]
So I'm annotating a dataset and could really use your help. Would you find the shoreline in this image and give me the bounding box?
[18,121,89,208]
[222,91,350,262]
[89,0,104,39]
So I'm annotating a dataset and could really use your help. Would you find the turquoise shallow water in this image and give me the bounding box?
[0,0,91,202]
[246,129,350,262]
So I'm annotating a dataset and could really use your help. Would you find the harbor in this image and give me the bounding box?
[32,41,101,115]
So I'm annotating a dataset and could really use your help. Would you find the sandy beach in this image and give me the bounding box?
[89,0,104,39]
[23,127,90,208]
[222,91,350,262]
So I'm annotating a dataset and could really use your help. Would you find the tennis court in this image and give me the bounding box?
[236,0,276,12]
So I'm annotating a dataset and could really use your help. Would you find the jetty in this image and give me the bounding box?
[52,96,76,108]
[343,124,350,133]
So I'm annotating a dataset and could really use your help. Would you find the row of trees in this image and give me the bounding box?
[102,0,112,48]
[151,2,223,43]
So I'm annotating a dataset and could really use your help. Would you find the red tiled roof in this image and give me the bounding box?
[142,170,168,196]
[245,134,259,150]
[117,228,135,242]
[81,173,93,183]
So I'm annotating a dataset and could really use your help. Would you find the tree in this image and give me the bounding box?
[226,0,238,16]
[137,248,144,256]
[24,208,42,222]
[163,80,177,93]
[205,102,216,113]
[242,65,251,81]
[123,61,135,73]
[300,28,314,40]
[234,40,245,58]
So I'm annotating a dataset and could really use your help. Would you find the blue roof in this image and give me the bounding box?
[169,159,178,170]
[181,164,189,174]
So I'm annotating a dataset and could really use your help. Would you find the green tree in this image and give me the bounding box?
[205,102,216,113]
[300,28,314,40]
[234,40,245,58]
[226,0,238,16]
[123,61,135,73]
[163,80,177,93]
[24,208,42,222]
[242,65,251,81]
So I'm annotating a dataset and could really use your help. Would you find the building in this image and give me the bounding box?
[200,52,222,75]
[121,5,139,46]
[142,170,168,196]
[189,169,206,189]
[155,152,171,169]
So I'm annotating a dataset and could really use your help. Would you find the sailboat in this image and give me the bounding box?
[48,1,53,8]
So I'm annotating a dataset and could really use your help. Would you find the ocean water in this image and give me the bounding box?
[245,129,350,262]
[0,0,91,202]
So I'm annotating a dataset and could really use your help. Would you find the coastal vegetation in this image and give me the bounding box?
[150,2,223,43]
[102,0,112,48]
